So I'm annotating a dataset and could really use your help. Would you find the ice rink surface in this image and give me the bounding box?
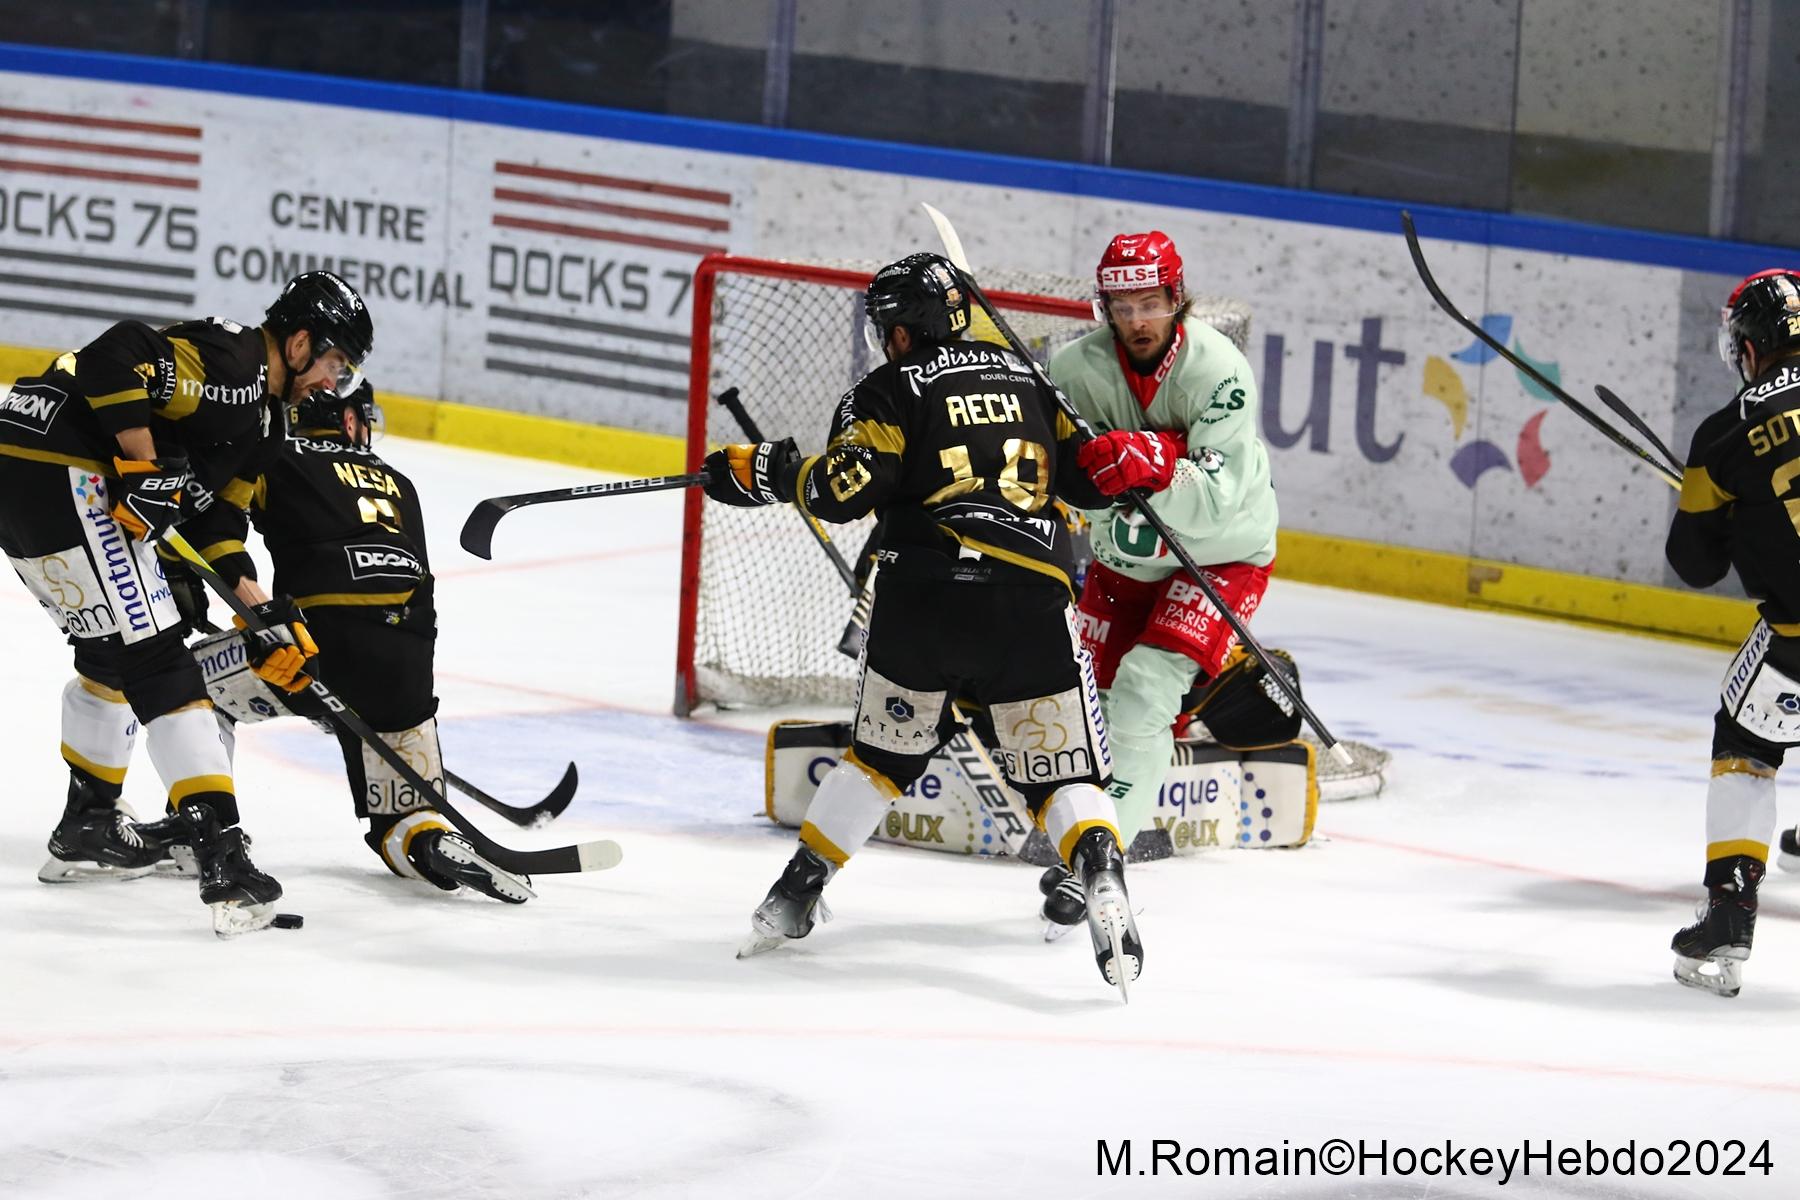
[4,438,1798,1199]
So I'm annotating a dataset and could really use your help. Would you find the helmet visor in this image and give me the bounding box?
[1717,306,1737,368]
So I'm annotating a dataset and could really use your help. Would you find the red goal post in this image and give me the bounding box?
[675,254,1107,717]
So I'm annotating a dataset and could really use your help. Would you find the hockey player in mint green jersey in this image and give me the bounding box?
[1036,231,1279,933]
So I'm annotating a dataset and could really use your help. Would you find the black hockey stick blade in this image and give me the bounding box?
[460,471,713,559]
[1399,210,1681,489]
[1593,385,1686,476]
[446,761,579,829]
[924,203,1352,767]
[160,530,621,875]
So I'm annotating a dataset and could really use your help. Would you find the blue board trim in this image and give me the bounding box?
[0,40,1789,279]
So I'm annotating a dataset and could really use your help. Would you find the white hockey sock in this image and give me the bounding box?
[798,751,896,869]
[1706,757,1777,867]
[60,675,137,792]
[1039,782,1122,868]
[146,701,235,811]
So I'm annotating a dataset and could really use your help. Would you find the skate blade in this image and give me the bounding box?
[1088,896,1141,1003]
[1673,951,1746,998]
[1043,920,1076,943]
[736,930,789,959]
[435,838,536,904]
[152,846,199,879]
[37,857,157,884]
[211,900,278,938]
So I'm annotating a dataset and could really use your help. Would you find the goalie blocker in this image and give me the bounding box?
[766,648,1317,860]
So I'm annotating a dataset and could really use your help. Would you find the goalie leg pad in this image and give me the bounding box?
[798,752,897,868]
[59,674,137,794]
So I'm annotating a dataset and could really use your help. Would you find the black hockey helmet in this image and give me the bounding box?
[863,252,971,351]
[1719,269,1800,381]
[287,379,379,448]
[265,271,374,390]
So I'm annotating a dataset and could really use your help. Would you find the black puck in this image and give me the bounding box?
[270,913,304,930]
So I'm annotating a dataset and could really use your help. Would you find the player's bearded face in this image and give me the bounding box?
[1106,287,1178,370]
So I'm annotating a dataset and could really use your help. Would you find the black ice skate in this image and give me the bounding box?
[134,809,199,878]
[1671,861,1762,999]
[38,778,167,883]
[413,828,535,904]
[1072,827,1143,1002]
[184,803,284,938]
[1777,826,1800,873]
[1038,864,1086,941]
[737,846,835,959]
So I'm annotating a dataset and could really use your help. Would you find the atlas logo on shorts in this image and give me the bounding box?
[885,697,914,722]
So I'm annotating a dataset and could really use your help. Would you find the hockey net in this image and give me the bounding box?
[674,254,1385,799]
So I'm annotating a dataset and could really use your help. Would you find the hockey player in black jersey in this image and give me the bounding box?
[1665,268,1800,996]
[704,253,1142,997]
[0,270,371,935]
[176,380,531,904]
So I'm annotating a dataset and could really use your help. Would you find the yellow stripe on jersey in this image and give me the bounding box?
[830,419,906,457]
[0,443,109,474]
[198,540,246,563]
[220,477,258,509]
[1677,466,1734,513]
[151,336,208,420]
[86,387,148,409]
[294,590,417,609]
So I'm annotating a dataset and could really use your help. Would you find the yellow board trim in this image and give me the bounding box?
[1706,838,1769,863]
[0,340,1752,647]
[61,743,128,786]
[169,774,235,804]
[1274,528,1757,647]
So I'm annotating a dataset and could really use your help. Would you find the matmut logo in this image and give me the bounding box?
[1099,263,1160,291]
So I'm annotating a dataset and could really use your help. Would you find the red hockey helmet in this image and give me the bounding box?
[1094,231,1185,321]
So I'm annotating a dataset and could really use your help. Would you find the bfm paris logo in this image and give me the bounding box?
[1423,313,1560,490]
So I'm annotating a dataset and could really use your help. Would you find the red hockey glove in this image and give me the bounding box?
[110,455,198,541]
[1075,430,1187,496]
[703,438,802,507]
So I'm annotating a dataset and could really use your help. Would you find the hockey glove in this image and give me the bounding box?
[110,455,198,542]
[1076,430,1187,496]
[158,551,219,634]
[703,438,802,507]
[233,596,319,693]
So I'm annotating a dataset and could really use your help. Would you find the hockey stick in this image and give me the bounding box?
[1594,384,1686,476]
[921,204,1354,767]
[712,384,872,656]
[1400,210,1681,490]
[445,761,577,829]
[460,470,712,560]
[160,529,622,874]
